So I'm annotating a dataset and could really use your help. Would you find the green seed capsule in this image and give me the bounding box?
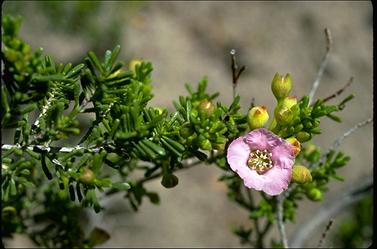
[306,188,322,201]
[271,73,292,100]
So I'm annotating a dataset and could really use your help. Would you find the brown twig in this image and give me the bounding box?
[230,49,246,99]
[279,117,372,247]
[322,77,353,103]
[290,175,372,247]
[317,219,334,248]
[308,28,333,106]
[137,158,202,185]
[309,117,373,171]
[245,188,263,245]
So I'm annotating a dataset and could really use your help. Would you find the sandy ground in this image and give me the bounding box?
[2,1,373,248]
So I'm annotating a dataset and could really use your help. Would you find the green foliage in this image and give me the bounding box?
[278,144,351,226]
[1,14,248,247]
[332,193,373,248]
[232,225,253,245]
[273,95,353,140]
[1,13,361,249]
[1,15,44,127]
[173,78,247,153]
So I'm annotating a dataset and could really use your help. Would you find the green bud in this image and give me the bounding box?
[2,206,17,221]
[304,120,313,128]
[306,188,322,201]
[247,106,269,130]
[79,168,95,184]
[129,59,143,72]
[198,135,212,151]
[297,131,312,143]
[154,107,164,115]
[212,137,228,151]
[274,97,298,125]
[180,123,195,138]
[286,137,301,156]
[304,143,318,157]
[161,173,179,188]
[212,142,225,151]
[291,165,312,184]
[294,123,304,133]
[271,73,292,100]
[186,133,197,146]
[275,106,293,125]
[303,143,321,162]
[198,99,215,117]
[281,96,298,109]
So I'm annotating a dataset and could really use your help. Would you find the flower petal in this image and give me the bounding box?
[243,171,266,191]
[271,142,295,169]
[227,128,295,196]
[262,167,292,195]
[227,137,251,179]
[245,128,280,151]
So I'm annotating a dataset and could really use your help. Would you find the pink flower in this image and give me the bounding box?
[227,128,295,196]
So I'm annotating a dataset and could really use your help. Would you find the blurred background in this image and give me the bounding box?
[2,1,373,247]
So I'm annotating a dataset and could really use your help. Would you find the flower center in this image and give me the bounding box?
[247,149,273,174]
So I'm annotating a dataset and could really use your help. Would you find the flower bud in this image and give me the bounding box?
[2,206,17,221]
[212,142,226,151]
[274,96,298,125]
[129,59,143,72]
[79,168,95,184]
[286,137,301,156]
[198,99,215,117]
[297,131,312,143]
[161,173,179,188]
[155,107,164,115]
[213,137,228,151]
[291,165,312,184]
[281,96,297,109]
[303,143,321,162]
[275,106,293,125]
[303,142,314,154]
[180,123,195,138]
[198,134,212,150]
[247,106,269,130]
[306,188,322,201]
[271,73,292,100]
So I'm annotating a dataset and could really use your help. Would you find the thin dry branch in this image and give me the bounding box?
[1,144,101,153]
[282,117,372,200]
[317,219,334,248]
[230,49,246,99]
[309,117,373,171]
[322,77,353,103]
[289,175,372,248]
[308,28,333,106]
[277,194,289,248]
[278,117,372,247]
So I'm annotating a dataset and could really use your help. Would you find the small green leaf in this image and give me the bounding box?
[146,192,160,204]
[9,178,17,196]
[65,63,85,78]
[112,182,131,190]
[327,113,342,122]
[41,154,52,180]
[88,51,104,75]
